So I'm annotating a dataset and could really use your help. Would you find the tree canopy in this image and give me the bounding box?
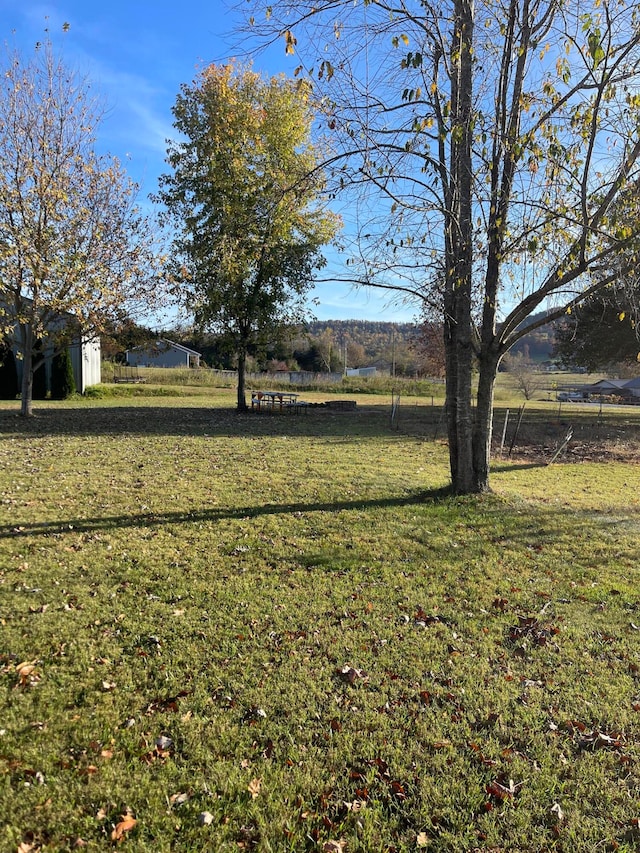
[0,40,162,416]
[247,0,640,492]
[553,287,640,372]
[156,62,340,410]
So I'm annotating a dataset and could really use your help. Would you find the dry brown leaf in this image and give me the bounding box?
[247,777,261,799]
[416,831,430,848]
[337,665,368,684]
[323,840,347,853]
[111,816,137,842]
[16,661,39,686]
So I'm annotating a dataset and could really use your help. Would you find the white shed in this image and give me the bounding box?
[2,297,101,394]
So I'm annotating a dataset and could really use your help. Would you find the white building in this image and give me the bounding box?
[3,297,101,394]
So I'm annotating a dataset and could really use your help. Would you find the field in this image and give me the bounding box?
[1,388,640,852]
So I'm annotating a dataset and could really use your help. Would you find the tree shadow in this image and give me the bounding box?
[491,460,549,472]
[0,404,406,440]
[0,486,453,541]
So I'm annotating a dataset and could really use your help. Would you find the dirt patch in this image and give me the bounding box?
[496,424,640,465]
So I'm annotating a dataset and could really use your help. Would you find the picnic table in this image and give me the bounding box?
[251,390,301,412]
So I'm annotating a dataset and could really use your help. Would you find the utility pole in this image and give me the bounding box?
[391,327,396,379]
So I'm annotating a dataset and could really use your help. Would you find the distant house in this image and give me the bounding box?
[126,339,202,369]
[582,379,632,398]
[622,377,640,398]
[579,378,640,401]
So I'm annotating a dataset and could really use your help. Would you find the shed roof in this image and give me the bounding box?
[126,339,202,357]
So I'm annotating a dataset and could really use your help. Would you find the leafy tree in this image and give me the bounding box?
[100,319,159,363]
[248,0,640,492]
[51,347,76,399]
[411,322,447,379]
[0,342,18,399]
[0,39,163,416]
[553,289,640,371]
[156,62,340,411]
[346,340,367,369]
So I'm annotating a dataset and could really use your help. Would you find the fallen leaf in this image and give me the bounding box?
[337,665,368,684]
[323,841,347,853]
[199,811,214,826]
[416,831,430,847]
[111,816,137,842]
[169,791,189,807]
[550,802,565,822]
[247,777,261,799]
[16,660,39,686]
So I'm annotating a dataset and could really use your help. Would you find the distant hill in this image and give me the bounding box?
[505,311,558,363]
[303,319,418,360]
[305,315,558,363]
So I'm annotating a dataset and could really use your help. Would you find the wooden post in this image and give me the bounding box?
[499,409,510,457]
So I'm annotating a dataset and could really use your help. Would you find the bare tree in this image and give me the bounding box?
[244,0,640,493]
[502,352,545,401]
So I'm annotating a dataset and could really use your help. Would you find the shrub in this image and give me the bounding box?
[51,348,76,399]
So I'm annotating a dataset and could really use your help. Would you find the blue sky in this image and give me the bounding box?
[1,0,420,325]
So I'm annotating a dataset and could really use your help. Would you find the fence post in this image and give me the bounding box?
[507,404,526,457]
[499,409,510,457]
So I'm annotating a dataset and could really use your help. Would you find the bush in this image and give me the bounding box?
[51,348,76,399]
[0,344,19,399]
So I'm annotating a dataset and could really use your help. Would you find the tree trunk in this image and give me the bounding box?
[236,349,248,412]
[472,353,500,492]
[445,0,477,495]
[19,323,34,418]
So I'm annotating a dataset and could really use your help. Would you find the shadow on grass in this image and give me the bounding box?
[0,404,413,440]
[0,487,454,540]
[491,461,548,472]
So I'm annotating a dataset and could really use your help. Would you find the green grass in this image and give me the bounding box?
[1,392,640,851]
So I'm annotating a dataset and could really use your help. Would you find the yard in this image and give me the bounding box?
[1,390,640,851]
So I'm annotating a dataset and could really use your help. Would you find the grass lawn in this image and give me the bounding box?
[1,390,640,852]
